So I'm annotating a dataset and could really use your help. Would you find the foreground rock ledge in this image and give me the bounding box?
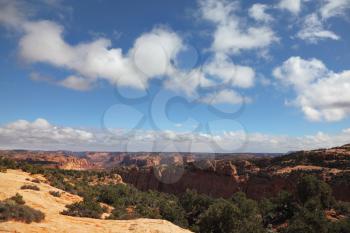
[0,170,192,233]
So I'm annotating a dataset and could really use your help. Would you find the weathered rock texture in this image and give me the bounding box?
[0,169,192,233]
[1,145,350,201]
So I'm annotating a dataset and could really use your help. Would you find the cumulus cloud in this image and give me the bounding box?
[199,0,278,54]
[0,0,255,107]
[164,69,214,97]
[18,20,183,90]
[273,56,350,121]
[164,54,255,102]
[0,118,94,150]
[1,118,350,153]
[249,4,273,23]
[297,13,340,43]
[0,1,184,91]
[273,56,328,89]
[202,54,255,89]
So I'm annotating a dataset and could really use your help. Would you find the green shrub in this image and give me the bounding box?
[31,179,41,184]
[21,184,40,191]
[61,197,106,219]
[179,189,214,227]
[96,184,138,206]
[109,206,137,219]
[0,199,45,223]
[297,175,334,208]
[21,163,44,174]
[158,197,188,227]
[328,218,350,233]
[198,198,265,233]
[283,207,329,233]
[9,193,25,205]
[260,191,297,226]
[334,201,350,215]
[49,191,61,197]
[0,157,17,170]
[136,204,162,219]
[105,187,188,227]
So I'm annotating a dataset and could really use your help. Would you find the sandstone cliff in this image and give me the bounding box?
[117,149,350,201]
[1,144,350,202]
[0,150,99,170]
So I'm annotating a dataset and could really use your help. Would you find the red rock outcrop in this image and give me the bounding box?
[0,150,98,170]
[1,144,350,202]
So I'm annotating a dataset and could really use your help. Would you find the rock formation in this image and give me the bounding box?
[1,144,350,201]
[0,169,192,233]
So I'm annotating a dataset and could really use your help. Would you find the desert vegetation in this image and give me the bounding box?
[49,190,62,197]
[61,197,107,218]
[1,157,350,232]
[0,193,45,223]
[20,184,40,191]
[9,193,26,205]
[31,178,41,183]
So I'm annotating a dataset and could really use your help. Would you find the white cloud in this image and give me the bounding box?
[164,53,255,98]
[59,75,93,91]
[199,0,278,54]
[18,20,183,90]
[295,0,350,43]
[1,118,350,153]
[199,0,236,24]
[20,21,73,66]
[200,89,248,105]
[211,19,277,55]
[320,0,350,19]
[0,0,26,28]
[249,4,272,22]
[277,0,302,15]
[342,128,350,133]
[164,69,214,97]
[203,54,255,88]
[0,1,255,106]
[274,56,350,121]
[297,13,340,43]
[130,26,183,77]
[29,72,93,91]
[273,56,328,90]
[244,130,350,153]
[0,1,184,91]
[29,72,55,83]
[0,118,94,150]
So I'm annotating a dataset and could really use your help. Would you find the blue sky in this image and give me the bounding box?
[0,0,350,152]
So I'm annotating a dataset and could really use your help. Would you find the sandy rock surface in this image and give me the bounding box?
[0,170,192,233]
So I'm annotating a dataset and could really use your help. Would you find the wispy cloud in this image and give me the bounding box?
[297,13,340,43]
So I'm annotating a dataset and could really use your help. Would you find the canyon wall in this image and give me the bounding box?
[1,145,350,201]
